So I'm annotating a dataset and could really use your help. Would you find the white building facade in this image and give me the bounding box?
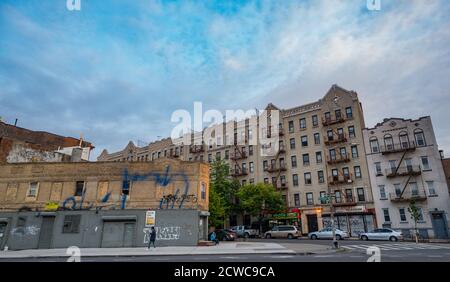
[363,117,450,239]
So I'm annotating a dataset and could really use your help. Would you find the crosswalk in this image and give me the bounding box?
[342,243,450,251]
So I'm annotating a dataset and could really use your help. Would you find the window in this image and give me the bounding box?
[290,138,296,149]
[394,184,402,197]
[249,145,254,156]
[379,185,386,199]
[225,150,229,160]
[417,208,424,221]
[319,191,327,204]
[370,138,379,153]
[280,175,286,185]
[351,145,358,158]
[329,149,336,160]
[335,190,342,203]
[300,118,306,129]
[384,134,394,150]
[288,121,294,133]
[399,131,409,148]
[201,182,206,200]
[383,209,391,222]
[314,133,320,145]
[301,136,308,147]
[343,167,350,177]
[304,172,312,185]
[75,181,85,197]
[63,215,81,233]
[263,160,268,170]
[302,154,310,166]
[294,194,300,207]
[324,112,331,122]
[345,189,353,202]
[340,147,347,158]
[414,129,426,147]
[398,208,407,222]
[27,182,39,198]
[312,115,318,127]
[264,178,269,184]
[242,163,247,174]
[410,182,419,196]
[216,152,221,160]
[421,156,431,170]
[306,193,314,205]
[293,174,299,186]
[208,154,212,163]
[354,166,361,178]
[335,109,342,120]
[426,181,436,195]
[249,162,254,173]
[242,180,247,186]
[316,151,322,163]
[345,107,353,119]
[327,130,334,141]
[357,188,365,202]
[318,171,324,183]
[291,156,297,168]
[348,126,355,138]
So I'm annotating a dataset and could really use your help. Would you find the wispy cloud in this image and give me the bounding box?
[0,0,449,157]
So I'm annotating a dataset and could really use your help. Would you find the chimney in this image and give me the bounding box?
[439,150,444,159]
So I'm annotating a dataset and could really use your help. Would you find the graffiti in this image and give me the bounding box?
[62,185,93,210]
[122,165,191,210]
[11,225,40,236]
[159,191,197,209]
[143,226,181,243]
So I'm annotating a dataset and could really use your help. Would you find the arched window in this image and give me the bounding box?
[369,137,379,153]
[384,134,394,151]
[414,129,426,147]
[398,131,410,149]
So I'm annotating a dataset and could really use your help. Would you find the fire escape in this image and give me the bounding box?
[230,122,249,178]
[323,113,355,206]
[264,125,287,191]
[381,141,426,202]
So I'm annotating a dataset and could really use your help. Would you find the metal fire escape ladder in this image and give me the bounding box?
[393,150,408,175]
[398,174,413,198]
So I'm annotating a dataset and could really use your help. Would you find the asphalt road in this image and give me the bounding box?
[2,239,450,262]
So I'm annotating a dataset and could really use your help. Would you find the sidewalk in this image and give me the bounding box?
[0,242,308,259]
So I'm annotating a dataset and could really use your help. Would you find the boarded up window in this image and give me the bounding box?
[6,183,18,202]
[62,215,81,233]
[97,181,109,200]
[50,182,63,201]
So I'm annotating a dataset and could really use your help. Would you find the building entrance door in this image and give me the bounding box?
[307,214,318,232]
[101,221,136,247]
[0,222,7,249]
[431,213,449,239]
[38,216,55,249]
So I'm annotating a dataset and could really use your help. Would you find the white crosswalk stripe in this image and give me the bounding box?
[342,243,450,252]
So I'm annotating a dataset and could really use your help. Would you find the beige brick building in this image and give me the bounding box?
[0,159,210,249]
[98,85,376,236]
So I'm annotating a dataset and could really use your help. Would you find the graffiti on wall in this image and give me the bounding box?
[143,226,182,243]
[11,225,40,236]
[58,165,192,211]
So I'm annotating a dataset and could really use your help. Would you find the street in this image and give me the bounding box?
[2,239,450,262]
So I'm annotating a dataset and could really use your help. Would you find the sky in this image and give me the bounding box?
[1,0,450,159]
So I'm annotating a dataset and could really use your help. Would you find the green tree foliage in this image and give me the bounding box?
[236,183,284,217]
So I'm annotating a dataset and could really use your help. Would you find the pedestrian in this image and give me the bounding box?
[210,230,219,245]
[147,226,156,249]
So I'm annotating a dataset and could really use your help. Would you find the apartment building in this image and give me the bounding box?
[98,85,376,236]
[363,117,450,239]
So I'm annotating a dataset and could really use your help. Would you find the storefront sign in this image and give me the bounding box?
[145,210,156,227]
[335,205,367,214]
[44,201,59,211]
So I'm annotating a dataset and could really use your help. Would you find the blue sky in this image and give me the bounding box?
[1,0,450,158]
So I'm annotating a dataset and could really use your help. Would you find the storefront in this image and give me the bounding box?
[266,209,301,231]
[321,206,376,237]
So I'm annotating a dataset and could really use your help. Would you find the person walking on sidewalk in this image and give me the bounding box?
[147,227,156,249]
[210,230,219,245]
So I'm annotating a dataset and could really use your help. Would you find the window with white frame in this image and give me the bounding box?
[426,181,436,195]
[414,129,426,147]
[375,162,382,175]
[421,156,431,170]
[379,185,386,199]
[370,137,379,153]
[399,208,407,222]
[383,208,391,222]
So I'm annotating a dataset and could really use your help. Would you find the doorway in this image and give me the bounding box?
[38,216,55,249]
[431,212,449,239]
[307,214,318,232]
[101,221,136,247]
[0,222,7,249]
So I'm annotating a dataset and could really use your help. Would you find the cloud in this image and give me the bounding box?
[0,0,449,158]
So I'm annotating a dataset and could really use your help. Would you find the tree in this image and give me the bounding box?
[408,200,421,243]
[236,183,285,234]
[208,159,238,227]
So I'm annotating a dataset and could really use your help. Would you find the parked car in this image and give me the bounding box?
[264,225,300,239]
[360,228,403,241]
[216,229,236,241]
[308,228,349,240]
[230,225,259,238]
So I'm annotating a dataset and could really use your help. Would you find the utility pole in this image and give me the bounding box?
[322,188,338,249]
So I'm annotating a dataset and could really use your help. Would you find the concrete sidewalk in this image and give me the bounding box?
[0,242,311,259]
